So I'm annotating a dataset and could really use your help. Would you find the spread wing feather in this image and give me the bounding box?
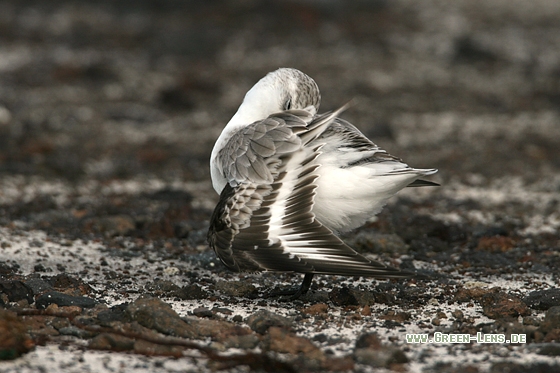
[208,107,411,278]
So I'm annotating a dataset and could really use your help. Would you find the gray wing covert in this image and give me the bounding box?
[215,111,312,186]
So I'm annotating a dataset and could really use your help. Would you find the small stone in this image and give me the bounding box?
[0,281,34,304]
[97,304,130,324]
[540,306,560,333]
[355,333,382,349]
[246,310,292,334]
[89,333,135,351]
[452,309,465,321]
[432,318,441,326]
[134,339,184,356]
[523,316,541,326]
[215,280,258,298]
[302,303,328,316]
[379,311,411,323]
[538,344,560,356]
[0,309,33,360]
[479,292,530,319]
[321,356,355,371]
[350,289,377,306]
[36,291,98,309]
[223,334,260,349]
[190,318,252,341]
[177,284,208,300]
[329,287,359,306]
[264,326,323,359]
[354,346,408,368]
[192,307,213,318]
[145,279,181,294]
[126,297,197,338]
[523,288,560,310]
[24,278,53,295]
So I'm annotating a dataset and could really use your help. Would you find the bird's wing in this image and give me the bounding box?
[208,108,410,277]
[319,118,438,184]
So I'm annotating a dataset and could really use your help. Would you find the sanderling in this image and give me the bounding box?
[208,68,438,299]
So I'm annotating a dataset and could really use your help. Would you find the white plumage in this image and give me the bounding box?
[207,68,437,298]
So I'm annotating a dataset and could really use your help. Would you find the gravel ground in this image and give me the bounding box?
[1,0,560,372]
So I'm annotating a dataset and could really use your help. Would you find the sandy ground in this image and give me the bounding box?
[1,0,560,372]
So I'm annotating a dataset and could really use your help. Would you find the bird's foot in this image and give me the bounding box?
[265,273,314,301]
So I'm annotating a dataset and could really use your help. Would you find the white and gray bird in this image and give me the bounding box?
[208,68,437,299]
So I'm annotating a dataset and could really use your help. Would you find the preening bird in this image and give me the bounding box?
[208,68,438,299]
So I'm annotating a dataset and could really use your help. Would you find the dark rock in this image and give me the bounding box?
[452,309,465,321]
[355,333,382,349]
[302,303,329,316]
[177,284,209,300]
[540,306,560,333]
[57,326,95,339]
[454,287,490,303]
[0,262,16,276]
[126,297,197,338]
[329,286,359,306]
[0,280,34,304]
[523,288,560,310]
[479,291,530,319]
[48,274,93,296]
[133,339,184,357]
[491,362,560,373]
[145,279,181,293]
[523,316,541,326]
[89,333,135,351]
[97,304,130,324]
[215,280,258,298]
[354,334,408,368]
[379,311,411,323]
[351,289,378,306]
[36,291,98,309]
[0,309,33,360]
[24,278,53,295]
[354,347,408,368]
[538,344,560,356]
[192,307,213,318]
[246,309,293,334]
[263,326,323,359]
[223,334,260,349]
[189,318,252,342]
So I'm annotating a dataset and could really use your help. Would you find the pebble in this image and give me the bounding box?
[354,333,408,368]
[126,297,197,338]
[479,291,530,319]
[214,280,258,298]
[523,288,560,310]
[246,309,293,334]
[0,309,33,360]
[0,280,34,304]
[263,326,323,360]
[540,306,560,333]
[329,286,359,306]
[35,291,98,309]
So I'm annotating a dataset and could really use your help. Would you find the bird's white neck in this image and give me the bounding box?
[210,82,284,193]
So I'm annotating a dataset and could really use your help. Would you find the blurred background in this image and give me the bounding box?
[0,0,559,243]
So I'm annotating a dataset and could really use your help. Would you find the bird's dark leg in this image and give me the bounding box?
[266,273,314,300]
